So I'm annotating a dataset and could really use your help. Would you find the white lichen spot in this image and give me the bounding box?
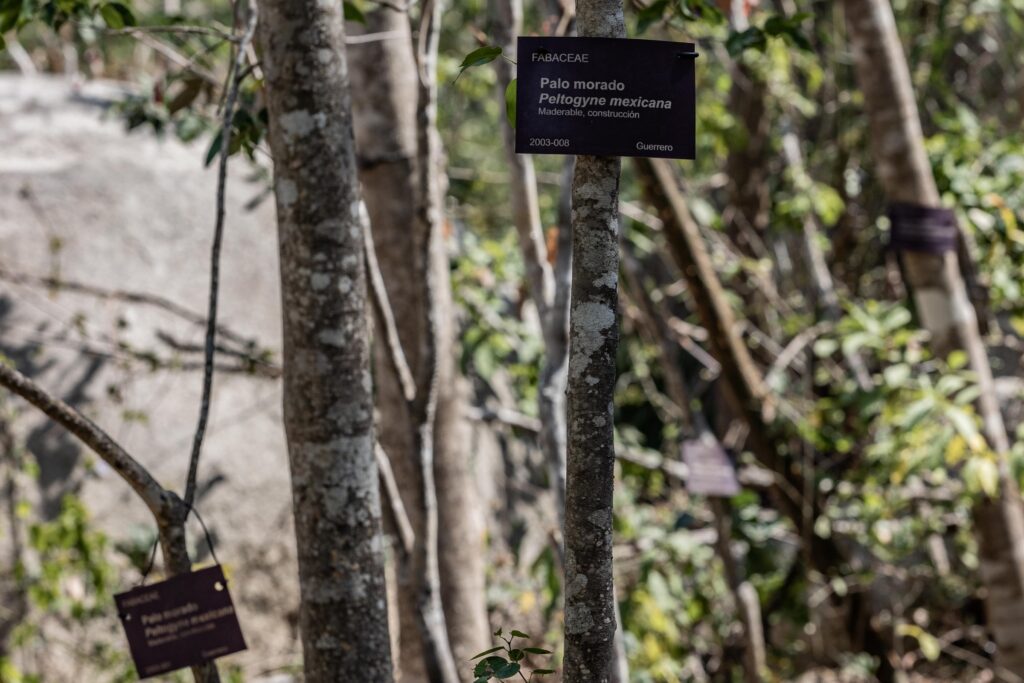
[565,604,595,635]
[280,109,317,140]
[594,271,617,289]
[566,572,588,598]
[310,273,331,290]
[338,276,353,294]
[276,178,298,208]
[569,301,615,380]
[318,329,347,347]
[317,48,333,65]
[588,508,611,529]
[593,415,606,427]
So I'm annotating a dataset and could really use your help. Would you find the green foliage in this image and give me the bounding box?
[27,496,113,620]
[727,12,812,56]
[470,628,554,682]
[457,45,503,80]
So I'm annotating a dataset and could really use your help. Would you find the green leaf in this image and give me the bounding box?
[510,630,530,639]
[947,350,968,371]
[99,2,135,28]
[813,338,838,357]
[0,33,5,51]
[204,130,224,167]
[457,45,502,80]
[523,647,552,655]
[474,656,508,678]
[636,0,668,34]
[726,27,766,56]
[343,1,365,24]
[882,363,911,388]
[505,79,516,128]
[509,649,524,662]
[494,662,521,679]
[471,646,504,660]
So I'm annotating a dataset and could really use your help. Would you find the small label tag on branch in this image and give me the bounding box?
[683,438,740,497]
[115,564,247,679]
[887,202,960,254]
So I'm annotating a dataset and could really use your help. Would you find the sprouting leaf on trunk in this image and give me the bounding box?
[636,0,669,34]
[505,79,516,128]
[343,1,365,24]
[456,45,502,81]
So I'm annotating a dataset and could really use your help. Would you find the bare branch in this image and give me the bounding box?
[375,442,415,555]
[363,211,416,402]
[184,0,259,509]
[0,267,262,350]
[0,362,167,517]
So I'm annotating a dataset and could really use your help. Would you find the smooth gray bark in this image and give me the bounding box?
[841,1,1024,673]
[259,0,393,677]
[563,0,624,680]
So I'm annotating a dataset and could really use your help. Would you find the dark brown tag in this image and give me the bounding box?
[515,36,697,159]
[115,564,246,679]
[683,438,740,497]
[887,202,960,253]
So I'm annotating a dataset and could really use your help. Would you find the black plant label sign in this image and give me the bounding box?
[115,564,247,679]
[683,438,740,498]
[515,36,696,159]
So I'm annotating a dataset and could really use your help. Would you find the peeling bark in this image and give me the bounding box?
[259,0,393,677]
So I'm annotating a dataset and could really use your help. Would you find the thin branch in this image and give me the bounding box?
[345,30,408,44]
[104,24,238,42]
[375,442,415,555]
[184,0,259,509]
[0,267,261,350]
[363,210,416,402]
[0,362,167,516]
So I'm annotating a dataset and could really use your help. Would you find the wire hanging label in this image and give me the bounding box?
[115,564,247,679]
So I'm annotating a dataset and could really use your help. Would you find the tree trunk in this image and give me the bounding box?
[259,0,394,678]
[563,0,625,680]
[490,0,571,554]
[841,1,1024,673]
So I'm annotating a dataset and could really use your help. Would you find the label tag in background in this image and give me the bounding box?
[115,564,247,679]
[515,36,696,159]
[683,438,740,497]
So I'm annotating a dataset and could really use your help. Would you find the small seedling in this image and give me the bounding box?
[469,628,555,683]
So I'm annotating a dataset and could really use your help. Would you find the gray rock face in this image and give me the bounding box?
[0,74,300,678]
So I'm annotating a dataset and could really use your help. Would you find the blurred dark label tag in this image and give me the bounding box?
[115,564,246,679]
[515,36,696,159]
[683,439,740,497]
[888,202,960,253]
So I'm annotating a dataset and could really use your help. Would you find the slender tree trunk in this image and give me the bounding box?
[841,1,1024,673]
[563,0,625,680]
[413,0,474,678]
[259,0,393,678]
[490,0,571,551]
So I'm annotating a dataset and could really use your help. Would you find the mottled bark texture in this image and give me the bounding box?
[842,1,1024,673]
[348,7,486,680]
[259,0,393,679]
[563,0,625,680]
[490,0,571,546]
